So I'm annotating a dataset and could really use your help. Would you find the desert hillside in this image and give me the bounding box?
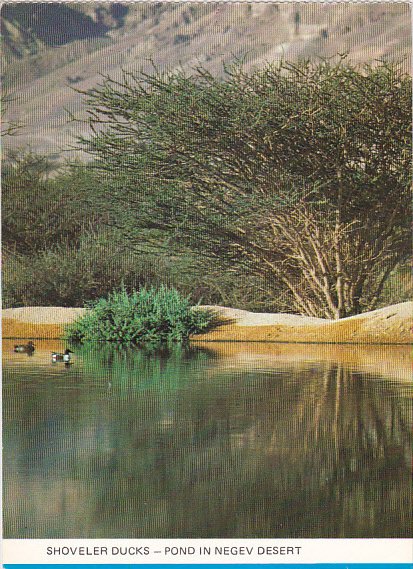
[2,2,410,158]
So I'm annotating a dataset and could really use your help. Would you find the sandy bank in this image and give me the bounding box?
[2,307,86,339]
[194,302,413,344]
[2,302,412,344]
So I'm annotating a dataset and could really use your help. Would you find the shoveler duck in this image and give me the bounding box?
[51,349,73,363]
[14,341,35,354]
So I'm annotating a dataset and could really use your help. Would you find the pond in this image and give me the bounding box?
[3,339,412,538]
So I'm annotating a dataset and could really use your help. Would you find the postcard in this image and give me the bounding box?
[2,1,412,568]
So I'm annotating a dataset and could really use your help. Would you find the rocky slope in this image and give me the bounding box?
[2,2,411,158]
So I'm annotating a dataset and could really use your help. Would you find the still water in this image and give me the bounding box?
[3,339,412,538]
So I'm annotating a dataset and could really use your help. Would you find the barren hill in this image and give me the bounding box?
[2,2,411,158]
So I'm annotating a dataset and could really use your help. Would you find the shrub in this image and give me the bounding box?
[65,286,215,345]
[2,152,101,255]
[2,233,163,308]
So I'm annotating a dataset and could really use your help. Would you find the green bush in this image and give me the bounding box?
[2,152,102,256]
[65,286,215,345]
[2,232,164,308]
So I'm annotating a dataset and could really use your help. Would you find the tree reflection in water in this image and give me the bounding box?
[3,341,412,537]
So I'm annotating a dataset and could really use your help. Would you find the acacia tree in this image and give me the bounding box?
[77,59,411,318]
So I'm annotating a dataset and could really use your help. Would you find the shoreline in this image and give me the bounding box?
[2,302,412,345]
[3,338,411,383]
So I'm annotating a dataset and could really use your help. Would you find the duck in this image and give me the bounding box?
[51,349,73,363]
[14,341,35,354]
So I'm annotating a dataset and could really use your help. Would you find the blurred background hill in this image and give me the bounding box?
[2,2,411,157]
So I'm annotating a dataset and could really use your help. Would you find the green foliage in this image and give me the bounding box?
[77,58,412,317]
[2,151,103,255]
[4,61,410,316]
[2,233,163,308]
[2,153,275,309]
[65,286,215,345]
[376,263,413,308]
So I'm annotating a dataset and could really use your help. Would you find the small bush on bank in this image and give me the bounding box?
[65,286,215,345]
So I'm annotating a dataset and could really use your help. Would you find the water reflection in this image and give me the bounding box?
[3,340,412,538]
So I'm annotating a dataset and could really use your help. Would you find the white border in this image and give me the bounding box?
[3,538,413,564]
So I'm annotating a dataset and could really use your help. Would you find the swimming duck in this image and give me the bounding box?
[51,349,73,363]
[14,341,35,354]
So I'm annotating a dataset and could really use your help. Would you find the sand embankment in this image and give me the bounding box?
[2,302,412,344]
[2,307,86,339]
[194,302,413,344]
